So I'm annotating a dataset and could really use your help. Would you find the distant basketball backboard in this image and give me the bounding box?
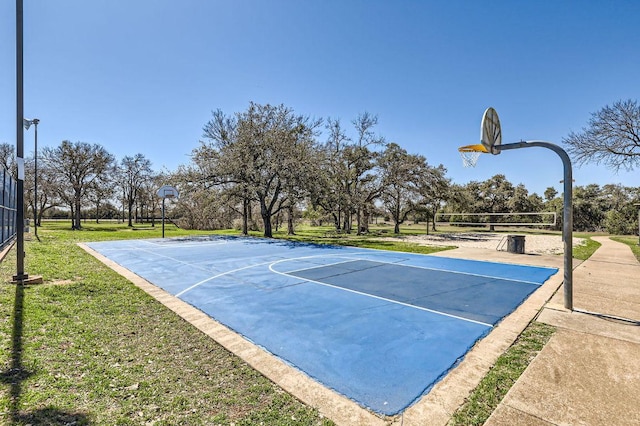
[157,185,179,199]
[157,185,179,239]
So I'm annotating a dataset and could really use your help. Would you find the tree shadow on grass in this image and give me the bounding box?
[12,407,91,425]
[0,283,91,425]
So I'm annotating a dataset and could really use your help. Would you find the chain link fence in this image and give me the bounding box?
[1,167,17,250]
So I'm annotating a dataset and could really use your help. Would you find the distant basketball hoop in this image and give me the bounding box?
[157,185,178,199]
[157,185,179,238]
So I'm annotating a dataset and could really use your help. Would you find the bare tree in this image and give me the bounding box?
[378,143,423,234]
[311,118,350,231]
[86,171,116,223]
[196,112,254,235]
[41,141,115,229]
[141,172,165,226]
[312,114,384,234]
[32,161,61,225]
[0,143,16,177]
[564,99,640,171]
[117,154,153,227]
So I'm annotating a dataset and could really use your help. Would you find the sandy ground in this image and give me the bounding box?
[385,233,586,255]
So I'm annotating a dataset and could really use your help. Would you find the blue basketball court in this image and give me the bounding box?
[86,235,557,415]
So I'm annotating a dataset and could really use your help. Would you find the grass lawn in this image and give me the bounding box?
[1,223,333,425]
[0,221,608,425]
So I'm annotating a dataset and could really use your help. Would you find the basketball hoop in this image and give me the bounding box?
[156,184,180,239]
[457,107,503,167]
[156,185,179,200]
[458,144,487,168]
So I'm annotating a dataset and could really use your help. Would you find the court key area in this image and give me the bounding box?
[86,235,558,416]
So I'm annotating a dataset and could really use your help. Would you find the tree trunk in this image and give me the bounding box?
[332,213,340,231]
[127,200,134,227]
[260,201,273,238]
[356,207,362,235]
[242,197,249,235]
[74,191,82,230]
[263,214,272,237]
[394,222,400,234]
[362,206,370,233]
[287,205,295,235]
[343,209,351,233]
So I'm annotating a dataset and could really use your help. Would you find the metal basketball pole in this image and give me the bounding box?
[496,140,573,310]
[161,198,165,238]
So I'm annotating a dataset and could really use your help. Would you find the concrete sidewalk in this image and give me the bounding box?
[486,236,640,426]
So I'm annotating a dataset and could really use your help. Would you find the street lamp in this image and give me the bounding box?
[23,118,38,238]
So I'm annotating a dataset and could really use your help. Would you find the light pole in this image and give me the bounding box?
[13,0,28,282]
[635,203,640,246]
[24,118,38,238]
[13,0,41,284]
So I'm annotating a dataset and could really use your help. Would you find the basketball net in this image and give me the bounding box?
[460,150,482,168]
[458,144,487,168]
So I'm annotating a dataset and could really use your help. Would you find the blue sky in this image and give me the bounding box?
[1,0,639,196]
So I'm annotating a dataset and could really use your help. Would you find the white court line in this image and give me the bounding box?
[175,250,542,301]
[283,258,379,274]
[276,255,543,286]
[176,260,282,297]
[138,238,233,248]
[268,259,492,328]
[133,247,216,274]
[176,253,375,297]
[99,242,282,278]
[100,238,549,286]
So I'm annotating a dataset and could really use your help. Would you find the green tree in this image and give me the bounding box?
[199,103,321,238]
[601,184,637,234]
[543,186,558,202]
[478,174,515,230]
[378,143,424,234]
[416,164,450,233]
[572,184,607,231]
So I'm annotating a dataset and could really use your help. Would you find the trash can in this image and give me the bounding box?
[507,235,525,254]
